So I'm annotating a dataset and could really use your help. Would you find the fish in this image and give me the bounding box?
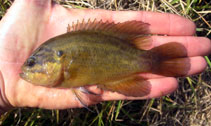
[20,19,190,98]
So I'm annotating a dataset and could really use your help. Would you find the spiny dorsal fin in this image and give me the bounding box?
[67,19,151,49]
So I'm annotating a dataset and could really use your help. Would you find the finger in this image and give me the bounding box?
[49,7,196,36]
[151,36,211,56]
[138,56,207,79]
[13,77,177,109]
[0,0,52,62]
[100,77,178,100]
[13,80,83,109]
[188,56,207,75]
[109,11,196,36]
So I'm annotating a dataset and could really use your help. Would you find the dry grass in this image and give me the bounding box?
[0,0,211,125]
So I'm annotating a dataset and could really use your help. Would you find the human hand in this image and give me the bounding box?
[0,0,210,113]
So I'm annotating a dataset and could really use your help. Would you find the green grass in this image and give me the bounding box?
[0,0,211,125]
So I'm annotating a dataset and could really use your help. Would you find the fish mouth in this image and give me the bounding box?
[19,72,34,84]
[19,72,26,80]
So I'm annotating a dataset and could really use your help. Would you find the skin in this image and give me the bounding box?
[0,0,210,112]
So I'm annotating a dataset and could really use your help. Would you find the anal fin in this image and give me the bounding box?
[98,76,151,97]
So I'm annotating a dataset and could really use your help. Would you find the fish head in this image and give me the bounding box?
[20,46,65,87]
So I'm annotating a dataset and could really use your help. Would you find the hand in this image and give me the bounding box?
[0,0,210,112]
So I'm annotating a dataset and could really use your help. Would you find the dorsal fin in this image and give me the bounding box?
[67,19,151,48]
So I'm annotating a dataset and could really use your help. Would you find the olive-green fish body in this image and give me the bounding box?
[45,31,152,88]
[20,20,189,97]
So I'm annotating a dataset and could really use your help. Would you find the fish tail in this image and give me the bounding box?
[149,42,190,77]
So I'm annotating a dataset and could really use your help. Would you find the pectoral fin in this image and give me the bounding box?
[98,76,151,97]
[72,88,95,112]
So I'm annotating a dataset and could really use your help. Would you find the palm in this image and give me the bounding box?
[0,0,210,110]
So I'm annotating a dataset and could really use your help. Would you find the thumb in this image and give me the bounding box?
[0,0,52,52]
[0,71,13,115]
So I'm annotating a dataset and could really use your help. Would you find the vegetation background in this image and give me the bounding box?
[0,0,210,126]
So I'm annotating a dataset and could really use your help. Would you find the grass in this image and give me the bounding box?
[0,0,211,125]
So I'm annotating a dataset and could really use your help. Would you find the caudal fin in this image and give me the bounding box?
[149,42,190,77]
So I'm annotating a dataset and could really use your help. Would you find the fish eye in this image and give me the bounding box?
[26,57,36,67]
[57,50,64,57]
